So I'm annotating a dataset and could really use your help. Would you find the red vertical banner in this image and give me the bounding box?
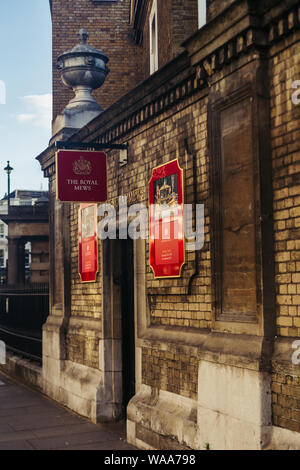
[78,203,98,283]
[149,159,185,278]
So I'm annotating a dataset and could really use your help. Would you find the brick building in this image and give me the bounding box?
[36,0,300,450]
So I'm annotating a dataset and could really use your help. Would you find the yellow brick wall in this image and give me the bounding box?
[66,333,100,370]
[271,28,300,432]
[271,32,300,337]
[272,372,300,433]
[142,346,198,400]
[67,204,102,367]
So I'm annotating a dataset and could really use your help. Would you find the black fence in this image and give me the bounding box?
[0,283,49,363]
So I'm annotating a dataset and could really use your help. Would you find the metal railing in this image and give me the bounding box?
[0,283,49,363]
[0,325,42,363]
[0,283,49,295]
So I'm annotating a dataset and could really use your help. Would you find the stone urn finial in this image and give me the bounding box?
[79,28,89,44]
[57,29,110,113]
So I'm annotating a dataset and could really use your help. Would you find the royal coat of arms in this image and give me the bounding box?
[73,156,92,175]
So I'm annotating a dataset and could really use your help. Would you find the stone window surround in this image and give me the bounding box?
[149,0,158,75]
[198,0,206,29]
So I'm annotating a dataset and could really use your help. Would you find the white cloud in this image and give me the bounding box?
[17,113,36,123]
[16,93,52,129]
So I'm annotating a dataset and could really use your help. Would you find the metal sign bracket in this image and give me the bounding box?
[55,141,128,151]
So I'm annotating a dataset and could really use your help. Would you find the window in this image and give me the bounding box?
[0,224,4,239]
[25,249,30,269]
[19,201,32,206]
[0,250,4,267]
[149,0,158,74]
[130,0,136,25]
[198,0,207,28]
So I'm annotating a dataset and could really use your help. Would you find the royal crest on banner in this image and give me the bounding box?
[73,156,92,176]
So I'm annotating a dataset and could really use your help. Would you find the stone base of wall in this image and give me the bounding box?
[197,361,272,450]
[127,386,199,450]
[42,315,124,423]
[267,426,300,450]
[43,357,103,423]
[0,351,42,391]
[43,318,104,423]
[128,361,274,450]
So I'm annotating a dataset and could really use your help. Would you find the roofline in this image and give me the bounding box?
[1,190,49,201]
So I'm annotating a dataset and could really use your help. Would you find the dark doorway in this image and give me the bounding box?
[120,239,135,409]
[102,237,136,420]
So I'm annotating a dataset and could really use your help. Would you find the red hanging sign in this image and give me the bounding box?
[78,203,98,283]
[149,159,185,278]
[56,150,107,203]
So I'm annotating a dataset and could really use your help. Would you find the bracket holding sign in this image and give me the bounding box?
[55,141,128,151]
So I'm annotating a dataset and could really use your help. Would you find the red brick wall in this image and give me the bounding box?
[140,0,198,77]
[171,0,198,58]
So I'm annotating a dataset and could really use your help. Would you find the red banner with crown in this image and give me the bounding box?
[56,150,107,203]
[78,203,98,282]
[149,159,185,278]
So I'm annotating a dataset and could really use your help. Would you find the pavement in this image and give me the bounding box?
[0,371,137,450]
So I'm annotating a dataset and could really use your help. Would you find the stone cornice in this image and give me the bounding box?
[80,58,207,147]
[267,1,300,44]
[36,143,56,178]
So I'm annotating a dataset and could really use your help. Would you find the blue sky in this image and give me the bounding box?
[0,0,52,195]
